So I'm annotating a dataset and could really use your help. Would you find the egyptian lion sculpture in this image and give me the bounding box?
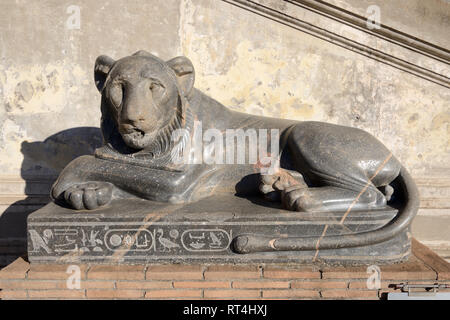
[50,50,419,254]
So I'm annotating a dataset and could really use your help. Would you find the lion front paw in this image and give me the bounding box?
[281,185,317,211]
[259,169,307,202]
[63,182,113,210]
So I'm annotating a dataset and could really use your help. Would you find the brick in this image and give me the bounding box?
[262,289,319,298]
[28,264,87,280]
[174,281,230,289]
[145,289,202,299]
[86,289,143,299]
[321,266,368,279]
[347,280,427,290]
[204,289,260,299]
[204,265,260,280]
[263,266,320,279]
[0,279,115,290]
[28,289,85,299]
[439,272,450,280]
[379,256,437,280]
[116,281,172,289]
[88,265,144,280]
[412,239,450,280]
[146,265,203,280]
[0,258,29,279]
[321,290,379,299]
[0,280,60,290]
[292,280,347,289]
[322,255,437,281]
[0,290,28,299]
[349,281,391,290]
[79,281,115,289]
[232,281,289,289]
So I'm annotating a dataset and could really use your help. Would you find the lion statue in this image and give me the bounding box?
[50,50,418,253]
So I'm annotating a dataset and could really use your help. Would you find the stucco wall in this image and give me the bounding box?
[0,0,449,264]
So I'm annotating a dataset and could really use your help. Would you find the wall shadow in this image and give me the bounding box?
[0,127,102,266]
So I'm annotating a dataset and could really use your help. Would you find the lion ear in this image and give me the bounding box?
[94,55,115,92]
[166,56,195,97]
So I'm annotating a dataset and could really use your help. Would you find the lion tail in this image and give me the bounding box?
[231,166,419,253]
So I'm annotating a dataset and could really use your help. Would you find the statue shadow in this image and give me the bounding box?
[0,127,102,266]
[235,174,284,210]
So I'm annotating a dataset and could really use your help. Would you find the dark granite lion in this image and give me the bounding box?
[50,51,419,253]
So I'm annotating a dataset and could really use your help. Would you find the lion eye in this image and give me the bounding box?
[109,83,123,108]
[149,82,165,101]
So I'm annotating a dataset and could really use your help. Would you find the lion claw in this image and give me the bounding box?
[64,182,113,210]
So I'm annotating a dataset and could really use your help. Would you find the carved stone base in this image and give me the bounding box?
[27,194,411,265]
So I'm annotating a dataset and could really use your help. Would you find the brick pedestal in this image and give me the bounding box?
[1,239,449,300]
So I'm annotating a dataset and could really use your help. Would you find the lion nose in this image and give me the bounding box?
[120,84,153,126]
[121,99,148,125]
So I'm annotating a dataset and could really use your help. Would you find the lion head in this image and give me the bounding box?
[94,50,195,155]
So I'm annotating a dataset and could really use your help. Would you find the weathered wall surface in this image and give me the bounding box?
[0,0,182,177]
[0,0,449,264]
